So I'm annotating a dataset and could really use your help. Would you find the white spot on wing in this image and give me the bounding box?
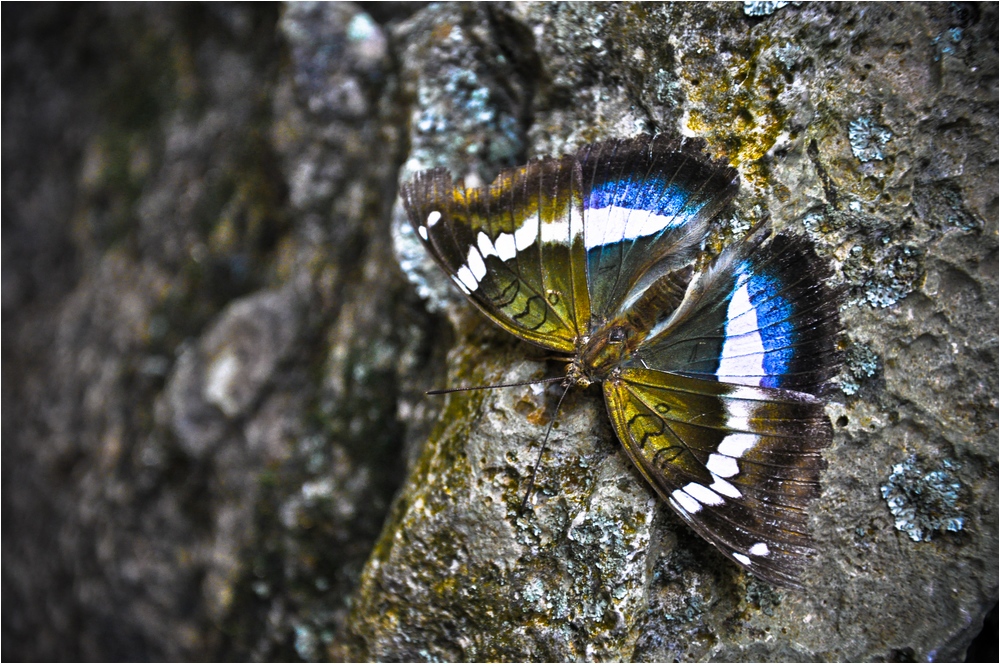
[729,386,766,401]
[514,220,538,251]
[671,490,702,514]
[569,200,584,240]
[622,208,653,240]
[718,433,756,458]
[427,210,441,227]
[749,542,770,557]
[722,398,754,431]
[718,332,768,359]
[584,205,679,250]
[494,233,516,261]
[585,206,618,250]
[683,482,725,507]
[456,265,479,292]
[540,219,570,244]
[418,225,428,240]
[733,551,752,566]
[717,281,766,386]
[706,453,740,478]
[726,282,756,332]
[709,474,742,498]
[466,246,486,281]
[477,232,497,258]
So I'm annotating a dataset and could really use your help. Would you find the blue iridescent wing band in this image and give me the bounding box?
[633,228,842,393]
[577,135,740,326]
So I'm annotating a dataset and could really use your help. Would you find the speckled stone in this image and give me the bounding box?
[364,2,998,661]
[4,2,995,662]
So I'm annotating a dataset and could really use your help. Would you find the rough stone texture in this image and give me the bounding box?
[363,2,999,662]
[3,3,424,661]
[3,2,997,662]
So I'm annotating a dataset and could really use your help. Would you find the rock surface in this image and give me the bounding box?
[4,2,997,662]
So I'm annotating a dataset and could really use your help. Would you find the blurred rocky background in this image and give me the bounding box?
[3,2,996,661]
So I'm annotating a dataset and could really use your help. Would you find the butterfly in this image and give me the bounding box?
[401,134,840,588]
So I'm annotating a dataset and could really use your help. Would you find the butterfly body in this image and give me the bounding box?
[571,262,696,385]
[402,134,840,588]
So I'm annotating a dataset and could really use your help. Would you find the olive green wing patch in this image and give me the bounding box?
[402,157,590,353]
[604,367,830,588]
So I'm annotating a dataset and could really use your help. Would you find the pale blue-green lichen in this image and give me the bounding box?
[860,245,920,308]
[841,342,879,396]
[881,456,965,542]
[294,623,318,661]
[743,1,793,17]
[744,577,782,616]
[409,55,522,174]
[346,13,378,43]
[912,181,981,232]
[932,27,963,61]
[841,241,921,309]
[849,116,892,162]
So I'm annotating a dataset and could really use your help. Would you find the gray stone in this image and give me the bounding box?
[356,2,998,662]
[4,2,996,662]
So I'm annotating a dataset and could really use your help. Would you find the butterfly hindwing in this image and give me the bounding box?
[577,135,740,323]
[633,229,841,393]
[604,368,830,587]
[402,156,590,352]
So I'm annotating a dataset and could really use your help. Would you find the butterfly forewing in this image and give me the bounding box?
[604,368,829,588]
[402,157,589,351]
[577,135,740,324]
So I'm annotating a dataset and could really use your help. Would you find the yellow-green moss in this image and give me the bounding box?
[682,32,792,185]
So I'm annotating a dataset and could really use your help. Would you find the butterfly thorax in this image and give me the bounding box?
[568,265,694,388]
[568,320,642,387]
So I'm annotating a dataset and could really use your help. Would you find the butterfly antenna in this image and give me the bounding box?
[426,376,564,395]
[518,382,572,517]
